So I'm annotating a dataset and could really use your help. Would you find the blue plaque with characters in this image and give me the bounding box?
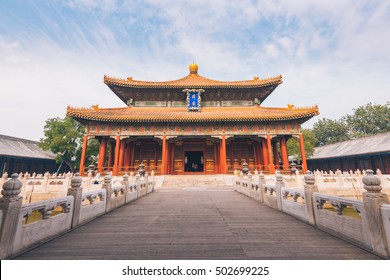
[183,89,204,112]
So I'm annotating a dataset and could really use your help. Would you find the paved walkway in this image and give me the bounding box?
[15,186,381,259]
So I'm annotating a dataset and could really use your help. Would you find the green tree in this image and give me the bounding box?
[39,116,86,171]
[312,118,350,146]
[287,129,318,161]
[77,138,100,168]
[345,102,390,137]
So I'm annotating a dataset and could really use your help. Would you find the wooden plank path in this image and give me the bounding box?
[14,186,381,260]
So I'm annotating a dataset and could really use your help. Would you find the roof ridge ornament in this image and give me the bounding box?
[189,63,198,74]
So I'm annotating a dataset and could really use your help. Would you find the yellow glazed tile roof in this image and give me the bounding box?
[67,105,319,123]
[104,73,283,89]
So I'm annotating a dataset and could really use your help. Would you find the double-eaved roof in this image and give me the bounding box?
[68,64,319,125]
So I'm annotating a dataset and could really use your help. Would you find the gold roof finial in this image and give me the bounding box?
[189,62,198,74]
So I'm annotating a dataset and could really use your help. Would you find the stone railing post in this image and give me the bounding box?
[135,173,141,197]
[303,171,318,225]
[253,169,259,182]
[376,169,384,184]
[145,172,149,190]
[275,171,284,211]
[315,170,322,189]
[362,169,389,258]
[0,172,8,189]
[20,172,28,203]
[151,170,155,187]
[123,172,130,188]
[233,170,238,189]
[64,172,72,189]
[123,172,130,203]
[130,172,135,184]
[43,172,50,192]
[239,171,244,189]
[258,171,265,203]
[67,173,83,228]
[86,171,93,190]
[102,173,113,212]
[336,169,344,188]
[0,174,23,259]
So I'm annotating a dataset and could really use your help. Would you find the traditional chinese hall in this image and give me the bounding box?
[67,64,319,175]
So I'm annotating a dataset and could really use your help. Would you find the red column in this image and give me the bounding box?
[113,135,120,175]
[273,140,280,169]
[215,143,220,173]
[280,137,289,170]
[255,141,262,169]
[97,138,107,173]
[107,141,115,171]
[299,133,308,173]
[130,143,135,171]
[166,141,170,174]
[123,143,130,170]
[79,135,88,175]
[161,135,167,175]
[221,135,227,174]
[118,140,126,174]
[267,134,275,174]
[262,138,269,168]
[213,142,218,174]
[167,142,172,174]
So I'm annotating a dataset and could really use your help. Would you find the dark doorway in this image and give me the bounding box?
[184,151,204,172]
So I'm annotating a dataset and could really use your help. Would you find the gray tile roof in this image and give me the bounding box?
[0,134,56,160]
[310,132,390,159]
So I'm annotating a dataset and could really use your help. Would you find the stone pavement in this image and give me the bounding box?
[14,185,381,260]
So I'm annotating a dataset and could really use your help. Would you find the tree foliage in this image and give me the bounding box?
[311,102,390,146]
[39,116,98,171]
[312,118,350,146]
[345,102,390,137]
[287,129,318,161]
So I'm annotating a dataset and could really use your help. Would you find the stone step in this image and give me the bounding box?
[162,175,228,188]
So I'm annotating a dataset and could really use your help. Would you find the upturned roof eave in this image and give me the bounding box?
[104,80,283,89]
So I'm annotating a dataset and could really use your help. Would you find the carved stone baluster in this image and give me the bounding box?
[330,200,345,215]
[304,171,318,225]
[67,173,83,228]
[362,169,389,258]
[0,174,23,259]
[275,171,284,210]
[315,198,326,209]
[282,190,289,199]
[88,195,95,205]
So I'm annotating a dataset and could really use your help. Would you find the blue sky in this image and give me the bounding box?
[1,0,389,141]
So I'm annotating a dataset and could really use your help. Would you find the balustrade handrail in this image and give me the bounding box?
[282,188,305,201]
[233,169,390,259]
[20,196,74,218]
[82,189,106,201]
[0,171,155,259]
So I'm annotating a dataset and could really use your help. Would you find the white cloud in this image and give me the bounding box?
[0,0,389,141]
[65,0,118,12]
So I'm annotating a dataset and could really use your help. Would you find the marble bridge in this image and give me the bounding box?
[1,173,389,260]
